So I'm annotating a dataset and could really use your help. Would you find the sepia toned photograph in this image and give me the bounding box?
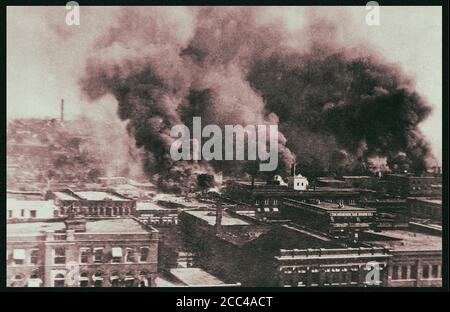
[5,3,445,291]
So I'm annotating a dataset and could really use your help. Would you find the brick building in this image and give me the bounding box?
[7,217,158,287]
[49,189,136,217]
[280,199,376,239]
[360,229,442,287]
[275,247,390,287]
[179,207,342,286]
[384,174,442,198]
[357,199,409,229]
[7,198,56,221]
[408,197,442,223]
[224,180,377,211]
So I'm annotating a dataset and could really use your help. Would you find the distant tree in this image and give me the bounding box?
[53,155,69,168]
[197,174,215,190]
[87,168,102,181]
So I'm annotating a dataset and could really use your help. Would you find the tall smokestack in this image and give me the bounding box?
[291,163,296,176]
[60,98,64,123]
[215,205,223,234]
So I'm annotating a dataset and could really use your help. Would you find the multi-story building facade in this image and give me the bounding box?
[361,229,442,287]
[136,201,179,225]
[49,189,136,217]
[408,197,442,223]
[7,198,56,221]
[275,247,390,287]
[387,249,442,287]
[179,207,343,287]
[7,217,158,287]
[384,174,442,198]
[280,199,376,238]
[224,180,377,212]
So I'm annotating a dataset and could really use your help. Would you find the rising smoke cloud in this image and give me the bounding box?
[79,7,433,190]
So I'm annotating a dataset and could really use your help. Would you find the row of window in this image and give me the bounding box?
[59,201,135,209]
[10,249,39,265]
[410,186,434,191]
[68,247,151,264]
[10,271,151,287]
[282,267,366,287]
[59,207,133,216]
[10,247,151,265]
[8,210,37,218]
[256,207,279,213]
[391,264,441,280]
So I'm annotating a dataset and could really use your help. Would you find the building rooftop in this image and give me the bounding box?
[7,218,149,236]
[8,222,63,235]
[85,219,149,233]
[387,174,441,179]
[408,197,442,205]
[363,230,442,251]
[284,199,372,212]
[184,210,250,226]
[7,198,55,210]
[317,178,346,183]
[136,201,168,211]
[74,191,131,201]
[53,191,79,201]
[169,268,232,287]
[112,184,139,191]
[128,179,156,188]
[156,268,239,287]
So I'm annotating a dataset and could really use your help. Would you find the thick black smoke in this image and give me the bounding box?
[248,49,432,177]
[80,7,432,190]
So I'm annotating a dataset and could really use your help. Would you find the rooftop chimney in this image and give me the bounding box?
[60,98,64,123]
[215,205,223,234]
[64,216,86,232]
[291,163,296,176]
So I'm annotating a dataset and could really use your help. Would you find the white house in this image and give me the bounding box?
[7,199,56,220]
[287,173,309,191]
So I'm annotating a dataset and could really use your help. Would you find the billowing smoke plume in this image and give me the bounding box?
[248,48,432,177]
[80,7,432,189]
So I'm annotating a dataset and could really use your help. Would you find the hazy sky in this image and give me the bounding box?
[7,6,442,163]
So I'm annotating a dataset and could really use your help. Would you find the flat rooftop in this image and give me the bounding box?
[7,218,149,236]
[317,178,346,183]
[7,198,55,210]
[386,174,441,179]
[169,268,231,286]
[284,199,372,212]
[409,197,442,205]
[184,210,250,226]
[74,191,130,201]
[136,201,169,211]
[231,181,370,194]
[53,191,79,201]
[364,230,442,251]
[233,180,268,186]
[156,268,238,287]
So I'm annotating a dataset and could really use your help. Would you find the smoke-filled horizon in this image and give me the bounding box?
[7,6,443,190]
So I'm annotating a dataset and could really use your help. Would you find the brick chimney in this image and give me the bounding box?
[64,216,86,232]
[215,205,223,234]
[291,163,296,176]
